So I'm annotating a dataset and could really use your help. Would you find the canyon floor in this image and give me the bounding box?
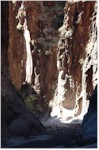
[4,119,97,148]
[4,124,81,148]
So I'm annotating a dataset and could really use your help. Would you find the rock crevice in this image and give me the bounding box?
[1,1,97,147]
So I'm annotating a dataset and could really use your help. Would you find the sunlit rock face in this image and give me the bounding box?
[8,1,97,123]
[8,1,65,103]
[1,1,44,147]
[50,1,97,122]
[23,20,33,84]
[2,2,97,147]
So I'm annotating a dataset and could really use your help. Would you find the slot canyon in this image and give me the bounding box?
[1,0,97,148]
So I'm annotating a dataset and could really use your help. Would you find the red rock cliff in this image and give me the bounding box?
[1,1,44,146]
[1,1,97,146]
[8,1,65,106]
[50,1,97,120]
[8,1,97,119]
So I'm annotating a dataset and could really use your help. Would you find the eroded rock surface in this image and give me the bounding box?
[51,1,97,122]
[80,86,97,143]
[8,1,65,104]
[1,2,44,147]
[8,1,98,120]
[1,0,97,148]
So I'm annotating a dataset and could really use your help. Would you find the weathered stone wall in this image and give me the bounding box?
[8,1,65,105]
[51,1,97,120]
[1,2,44,146]
[8,2,26,89]
[4,1,98,122]
[1,0,97,147]
[80,86,97,143]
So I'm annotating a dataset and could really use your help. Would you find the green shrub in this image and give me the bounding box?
[24,95,48,114]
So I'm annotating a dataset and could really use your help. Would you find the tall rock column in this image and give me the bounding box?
[50,1,98,121]
[8,1,65,105]
[1,1,44,146]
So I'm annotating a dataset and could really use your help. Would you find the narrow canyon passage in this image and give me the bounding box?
[1,0,97,148]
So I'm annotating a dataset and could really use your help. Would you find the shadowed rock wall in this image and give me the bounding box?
[1,1,97,146]
[1,1,44,147]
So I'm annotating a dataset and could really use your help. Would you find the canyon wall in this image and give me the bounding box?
[8,1,97,119]
[8,1,65,106]
[50,1,97,121]
[8,1,97,120]
[1,2,44,147]
[7,2,67,117]
[80,85,97,145]
[1,0,97,146]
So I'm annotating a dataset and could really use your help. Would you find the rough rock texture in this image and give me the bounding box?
[1,2,44,147]
[80,86,97,144]
[8,1,65,105]
[8,1,97,119]
[51,1,98,121]
[71,86,97,147]
[8,2,27,89]
[1,0,97,147]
